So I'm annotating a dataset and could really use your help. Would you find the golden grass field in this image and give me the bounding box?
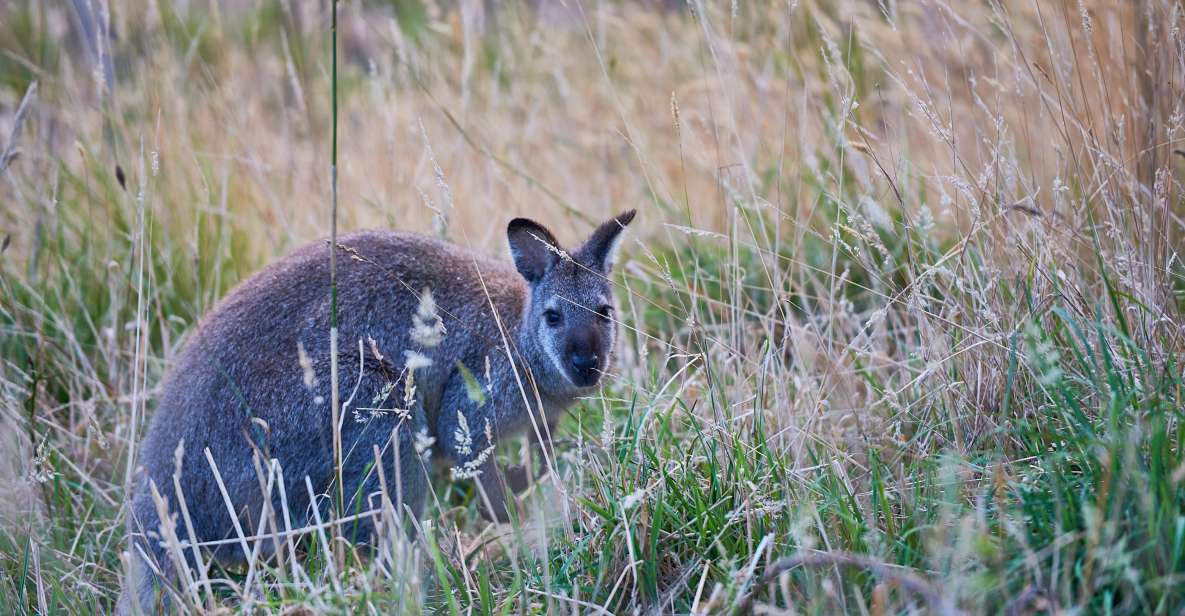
[2,0,1184,613]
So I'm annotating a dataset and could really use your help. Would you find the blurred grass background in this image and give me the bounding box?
[1,0,1184,613]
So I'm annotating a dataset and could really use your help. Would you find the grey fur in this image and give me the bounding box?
[117,211,636,614]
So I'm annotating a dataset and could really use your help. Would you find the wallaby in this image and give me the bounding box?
[117,210,636,614]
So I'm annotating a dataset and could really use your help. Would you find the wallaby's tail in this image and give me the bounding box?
[117,486,177,616]
[115,544,173,616]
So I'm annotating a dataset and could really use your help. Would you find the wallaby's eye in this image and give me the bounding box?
[544,309,563,327]
[597,305,613,321]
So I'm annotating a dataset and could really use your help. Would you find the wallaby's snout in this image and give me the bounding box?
[568,348,601,385]
[562,314,607,386]
[508,209,636,392]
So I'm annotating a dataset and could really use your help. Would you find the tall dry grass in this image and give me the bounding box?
[1,0,1183,613]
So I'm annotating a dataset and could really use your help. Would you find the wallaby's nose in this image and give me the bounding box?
[571,353,599,372]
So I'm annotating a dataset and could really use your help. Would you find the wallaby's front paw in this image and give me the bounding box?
[504,464,532,494]
[480,497,513,523]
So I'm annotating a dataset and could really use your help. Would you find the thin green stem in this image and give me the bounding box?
[329,0,343,523]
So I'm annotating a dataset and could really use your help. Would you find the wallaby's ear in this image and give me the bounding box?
[507,218,562,283]
[578,209,636,273]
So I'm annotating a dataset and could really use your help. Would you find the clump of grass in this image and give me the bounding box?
[1,0,1183,614]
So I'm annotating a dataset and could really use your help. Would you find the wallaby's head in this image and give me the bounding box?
[508,210,636,391]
